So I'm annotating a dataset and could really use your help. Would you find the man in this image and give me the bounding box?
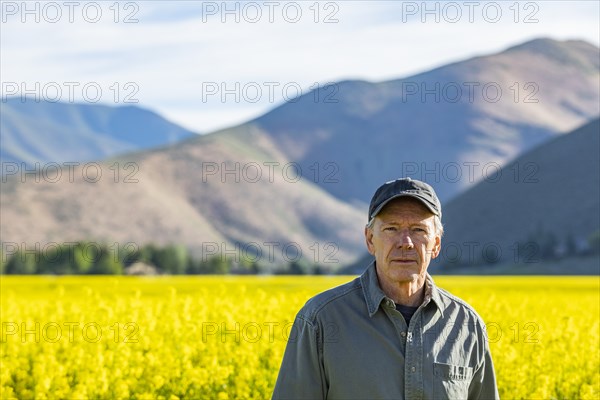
[273,178,499,400]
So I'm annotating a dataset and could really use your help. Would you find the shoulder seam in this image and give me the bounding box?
[299,279,363,323]
[436,286,486,327]
[296,313,314,327]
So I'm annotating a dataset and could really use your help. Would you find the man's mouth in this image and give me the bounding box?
[391,258,416,263]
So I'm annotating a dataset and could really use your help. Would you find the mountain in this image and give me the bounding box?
[344,118,600,274]
[433,117,600,269]
[0,125,367,269]
[247,38,599,203]
[0,99,196,166]
[1,38,598,271]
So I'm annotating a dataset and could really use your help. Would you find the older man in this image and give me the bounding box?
[273,178,499,400]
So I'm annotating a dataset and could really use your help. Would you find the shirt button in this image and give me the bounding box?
[411,366,416,373]
[401,332,406,337]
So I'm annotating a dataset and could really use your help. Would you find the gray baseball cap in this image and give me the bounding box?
[368,177,441,223]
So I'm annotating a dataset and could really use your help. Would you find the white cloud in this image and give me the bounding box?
[1,1,598,132]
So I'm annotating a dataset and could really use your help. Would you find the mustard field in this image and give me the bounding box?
[1,276,598,399]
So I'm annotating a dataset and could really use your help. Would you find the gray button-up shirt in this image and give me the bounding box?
[272,262,499,400]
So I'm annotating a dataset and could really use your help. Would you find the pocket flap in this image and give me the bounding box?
[433,362,473,381]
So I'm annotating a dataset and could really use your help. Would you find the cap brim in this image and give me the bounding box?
[369,193,439,221]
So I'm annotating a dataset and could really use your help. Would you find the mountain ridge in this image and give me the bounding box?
[2,37,598,272]
[230,37,600,203]
[0,99,197,167]
[344,117,600,274]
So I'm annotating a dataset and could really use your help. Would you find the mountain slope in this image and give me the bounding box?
[342,118,600,274]
[2,38,598,271]
[242,38,599,203]
[0,99,196,166]
[0,124,366,268]
[436,117,600,268]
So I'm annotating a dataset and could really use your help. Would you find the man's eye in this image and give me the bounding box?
[413,227,426,233]
[383,227,397,232]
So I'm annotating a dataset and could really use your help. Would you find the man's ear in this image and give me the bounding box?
[431,235,441,259]
[365,225,375,255]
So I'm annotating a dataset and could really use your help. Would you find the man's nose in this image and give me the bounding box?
[398,230,414,248]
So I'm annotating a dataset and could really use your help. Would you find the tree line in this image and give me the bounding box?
[511,229,600,263]
[0,241,326,275]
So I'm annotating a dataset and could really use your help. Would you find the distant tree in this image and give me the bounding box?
[119,243,162,271]
[512,240,534,265]
[140,243,160,266]
[482,243,502,265]
[72,242,94,274]
[0,248,6,274]
[288,261,307,275]
[186,257,201,274]
[540,232,558,260]
[37,243,78,274]
[565,233,578,257]
[312,265,326,275]
[249,261,260,274]
[186,253,215,274]
[153,244,188,274]
[5,251,37,274]
[120,243,143,267]
[589,231,600,255]
[206,255,230,274]
[89,246,123,275]
[170,244,189,274]
[230,252,262,274]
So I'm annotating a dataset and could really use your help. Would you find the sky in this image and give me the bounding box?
[1,1,599,133]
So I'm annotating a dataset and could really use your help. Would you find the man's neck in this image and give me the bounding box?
[378,273,426,307]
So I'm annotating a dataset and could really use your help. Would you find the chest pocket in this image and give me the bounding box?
[433,362,473,399]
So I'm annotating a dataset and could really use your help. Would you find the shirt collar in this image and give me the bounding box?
[360,261,387,317]
[360,260,446,318]
[424,273,446,318]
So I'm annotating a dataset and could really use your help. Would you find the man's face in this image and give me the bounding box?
[365,198,441,285]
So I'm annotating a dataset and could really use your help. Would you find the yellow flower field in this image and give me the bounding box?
[1,276,598,399]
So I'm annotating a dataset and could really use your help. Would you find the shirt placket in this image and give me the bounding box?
[382,298,425,400]
[381,297,408,397]
[405,305,425,400]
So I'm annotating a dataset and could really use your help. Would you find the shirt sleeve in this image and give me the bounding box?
[468,337,500,400]
[272,314,327,400]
